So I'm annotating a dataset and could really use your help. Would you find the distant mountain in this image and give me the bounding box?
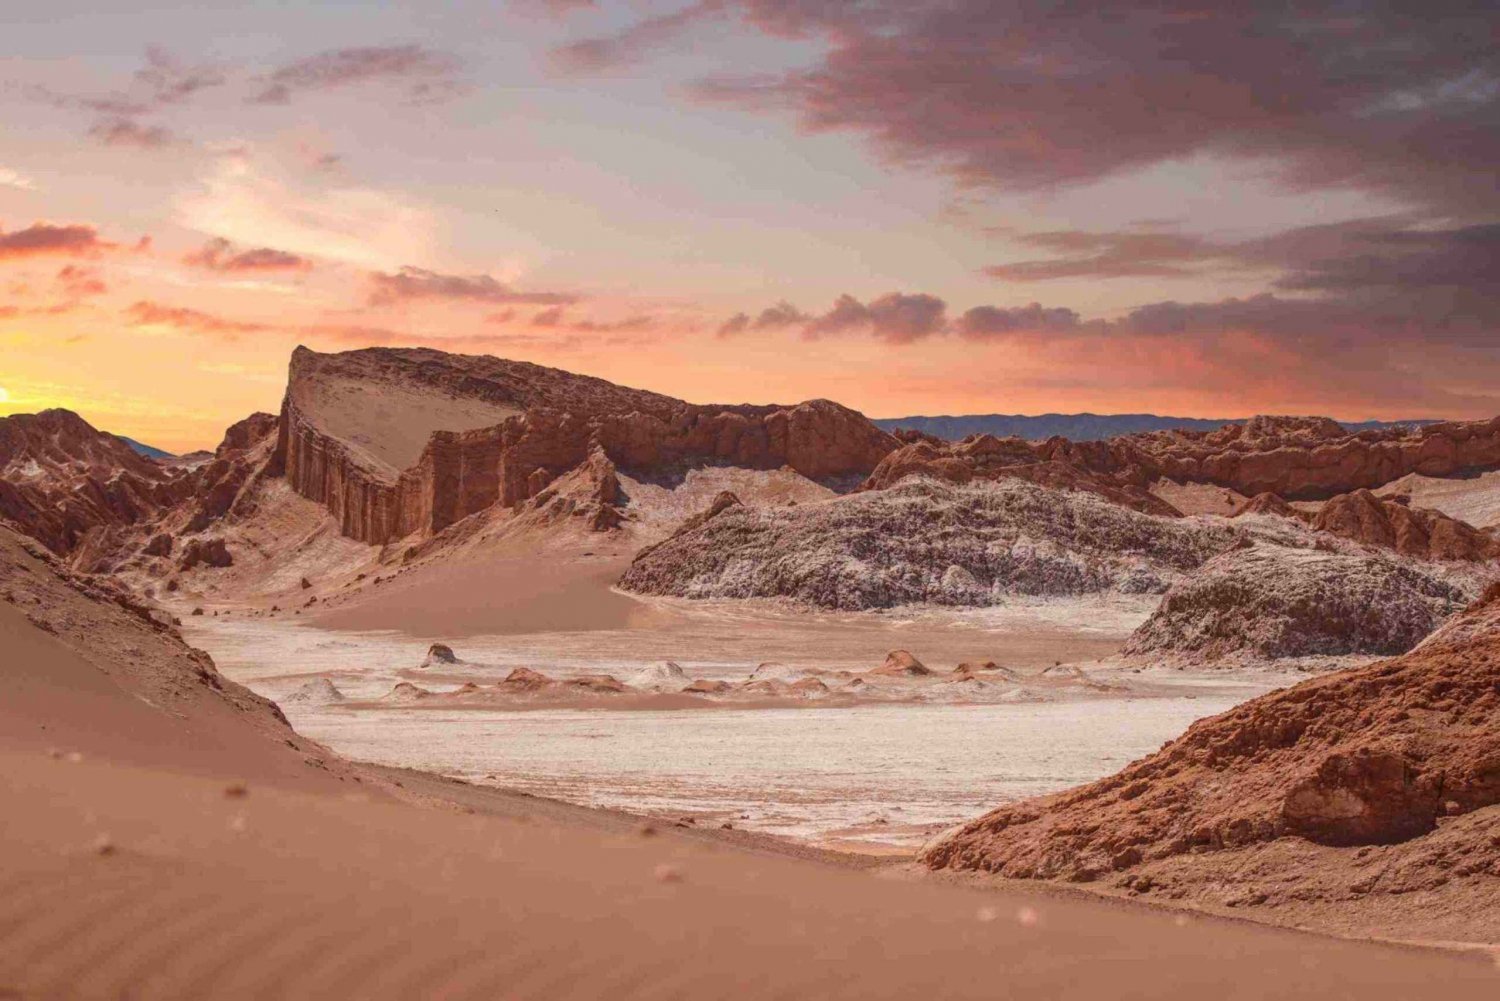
[872,413,1436,442]
[116,436,175,460]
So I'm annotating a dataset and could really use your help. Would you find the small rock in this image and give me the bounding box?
[93,834,116,856]
[653,863,684,884]
[224,782,249,799]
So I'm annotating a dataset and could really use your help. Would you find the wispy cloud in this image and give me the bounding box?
[369,267,578,307]
[183,237,312,273]
[176,152,439,270]
[88,118,177,149]
[251,45,466,105]
[125,300,272,337]
[0,166,37,191]
[552,1,726,72]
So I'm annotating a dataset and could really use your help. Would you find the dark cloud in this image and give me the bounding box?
[670,2,1500,215]
[0,223,115,261]
[183,238,312,273]
[716,312,750,336]
[125,301,271,336]
[88,118,176,148]
[252,46,465,105]
[369,267,579,307]
[956,303,1082,339]
[717,299,811,336]
[806,292,948,343]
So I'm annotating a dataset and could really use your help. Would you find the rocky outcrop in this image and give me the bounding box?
[1233,492,1303,519]
[270,347,899,545]
[178,537,233,570]
[862,434,1178,516]
[872,650,931,676]
[923,588,1500,884]
[1122,543,1471,664]
[1310,489,1499,562]
[620,478,1237,610]
[0,409,195,555]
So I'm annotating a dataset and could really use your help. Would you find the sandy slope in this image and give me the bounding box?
[8,525,1500,997]
[8,754,1500,1000]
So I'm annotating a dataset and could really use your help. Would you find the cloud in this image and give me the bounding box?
[716,300,811,337]
[176,153,438,270]
[0,223,116,261]
[56,265,108,299]
[369,267,578,307]
[672,2,1500,215]
[0,167,36,191]
[955,304,1083,338]
[553,1,726,72]
[134,46,226,106]
[125,300,271,337]
[252,45,465,105]
[802,292,948,343]
[88,118,177,148]
[183,238,312,273]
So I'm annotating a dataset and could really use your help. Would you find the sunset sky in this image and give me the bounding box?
[1,2,1496,451]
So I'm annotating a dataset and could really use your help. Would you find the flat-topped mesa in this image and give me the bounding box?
[864,414,1500,510]
[269,346,899,545]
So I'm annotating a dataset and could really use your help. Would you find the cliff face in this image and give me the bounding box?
[270,347,900,545]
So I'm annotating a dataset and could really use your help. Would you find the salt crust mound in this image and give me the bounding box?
[1122,542,1472,664]
[620,477,1237,611]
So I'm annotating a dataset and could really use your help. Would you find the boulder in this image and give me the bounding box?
[420,643,459,668]
[872,650,931,677]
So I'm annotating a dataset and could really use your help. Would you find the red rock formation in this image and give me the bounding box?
[924,587,1500,880]
[178,538,232,570]
[867,415,1500,519]
[270,347,898,545]
[1232,492,1304,520]
[0,409,195,555]
[861,434,1180,516]
[1310,489,1499,561]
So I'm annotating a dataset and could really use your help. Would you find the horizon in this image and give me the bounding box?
[2,3,1496,452]
[0,342,1443,454]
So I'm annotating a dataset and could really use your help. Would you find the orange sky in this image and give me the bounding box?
[2,3,1496,452]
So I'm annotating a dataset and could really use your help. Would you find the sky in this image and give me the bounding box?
[0,1,1496,451]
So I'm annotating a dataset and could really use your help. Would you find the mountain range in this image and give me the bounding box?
[874,413,1435,442]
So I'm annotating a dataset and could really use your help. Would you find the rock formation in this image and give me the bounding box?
[271,346,898,545]
[177,537,233,570]
[867,414,1500,515]
[0,409,195,554]
[873,650,931,676]
[1121,543,1471,664]
[1310,489,1499,561]
[922,587,1500,916]
[620,478,1237,610]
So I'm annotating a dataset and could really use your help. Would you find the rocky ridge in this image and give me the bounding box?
[921,587,1500,937]
[867,414,1500,511]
